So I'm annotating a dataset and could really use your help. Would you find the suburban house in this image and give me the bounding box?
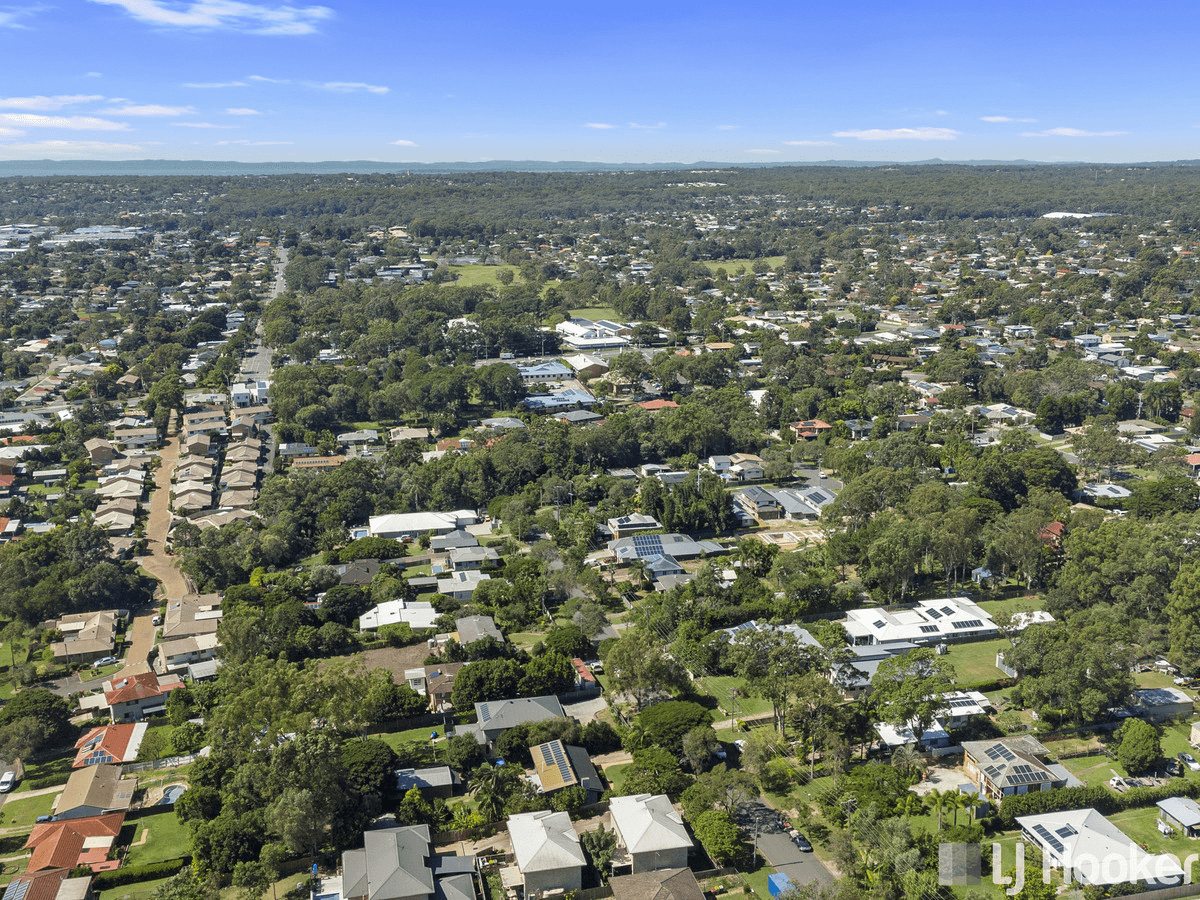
[73,723,147,767]
[394,766,459,801]
[24,813,125,872]
[610,869,704,900]
[467,696,566,745]
[1158,797,1200,837]
[606,513,661,540]
[735,486,781,522]
[435,570,491,602]
[54,764,137,819]
[446,546,499,571]
[963,736,1075,801]
[454,615,503,645]
[162,594,223,640]
[359,598,439,632]
[506,810,586,894]
[103,672,185,722]
[1130,687,1194,722]
[84,438,116,467]
[530,740,604,804]
[153,633,219,675]
[341,825,475,900]
[842,597,998,645]
[402,663,464,712]
[609,794,693,874]
[1017,808,1184,887]
[608,533,724,563]
[50,609,123,664]
[368,511,476,541]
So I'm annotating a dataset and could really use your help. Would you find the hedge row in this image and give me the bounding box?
[25,774,70,791]
[998,778,1200,828]
[955,677,1016,694]
[91,858,191,889]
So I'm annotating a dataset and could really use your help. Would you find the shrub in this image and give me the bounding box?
[90,858,191,889]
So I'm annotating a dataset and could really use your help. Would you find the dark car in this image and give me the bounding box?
[790,831,813,852]
[1166,758,1184,777]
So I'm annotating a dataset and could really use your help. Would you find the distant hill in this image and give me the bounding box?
[2,158,1198,178]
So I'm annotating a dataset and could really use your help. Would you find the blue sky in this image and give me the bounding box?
[1,0,1197,163]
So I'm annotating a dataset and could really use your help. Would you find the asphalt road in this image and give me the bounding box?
[757,831,835,889]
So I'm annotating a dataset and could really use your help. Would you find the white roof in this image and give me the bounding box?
[1017,808,1184,885]
[507,810,586,873]
[843,597,997,644]
[368,511,466,537]
[609,794,692,855]
[360,599,439,631]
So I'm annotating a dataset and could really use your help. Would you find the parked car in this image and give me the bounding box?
[1179,752,1200,771]
[92,656,118,668]
[0,771,16,793]
[1109,776,1126,789]
[790,831,813,852]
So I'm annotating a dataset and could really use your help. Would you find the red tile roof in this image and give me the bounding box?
[6,867,69,900]
[73,725,139,768]
[104,672,182,705]
[25,814,124,873]
[637,400,678,411]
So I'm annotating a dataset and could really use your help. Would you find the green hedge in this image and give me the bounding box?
[90,857,191,889]
[998,778,1200,828]
[955,677,1016,694]
[25,774,71,791]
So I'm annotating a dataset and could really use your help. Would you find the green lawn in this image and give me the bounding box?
[976,594,1046,619]
[0,791,58,829]
[938,637,1012,684]
[566,307,622,322]
[603,762,631,795]
[98,875,177,900]
[13,752,73,791]
[693,675,774,719]
[446,264,521,288]
[1057,753,1122,787]
[1109,806,1200,863]
[699,257,788,275]
[124,809,192,867]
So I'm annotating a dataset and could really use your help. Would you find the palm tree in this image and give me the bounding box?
[927,788,949,832]
[469,764,507,823]
[890,744,926,779]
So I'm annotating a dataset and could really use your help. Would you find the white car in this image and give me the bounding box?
[1179,752,1200,771]
[0,771,16,793]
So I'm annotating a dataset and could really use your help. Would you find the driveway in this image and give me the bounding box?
[734,799,835,888]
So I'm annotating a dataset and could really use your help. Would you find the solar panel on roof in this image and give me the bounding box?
[985,744,1016,761]
[941,606,954,615]
[926,608,942,620]
[1033,823,1064,854]
[1056,825,1077,838]
[1007,764,1043,785]
[4,879,30,900]
[919,625,939,633]
[479,703,491,722]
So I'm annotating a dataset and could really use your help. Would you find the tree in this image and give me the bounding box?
[638,701,712,756]
[1115,717,1160,775]
[605,626,687,710]
[869,648,956,741]
[266,788,325,857]
[692,810,747,867]
[580,824,618,876]
[542,624,592,660]
[0,688,73,752]
[519,652,575,697]
[681,725,721,773]
[340,739,398,800]
[1168,560,1200,675]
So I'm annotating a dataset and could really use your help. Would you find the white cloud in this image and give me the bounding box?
[746,149,781,154]
[1022,126,1129,137]
[86,72,103,77]
[629,121,665,130]
[585,123,615,129]
[86,0,333,34]
[173,121,237,128]
[321,81,388,94]
[390,139,417,146]
[225,107,260,115]
[185,80,247,88]
[982,115,1036,123]
[0,95,105,111]
[0,139,144,155]
[217,139,292,144]
[102,104,194,116]
[0,113,129,131]
[936,110,949,116]
[716,124,737,131]
[833,127,960,141]
[0,127,23,136]
[248,74,287,83]
[784,139,837,146]
[0,7,37,27]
